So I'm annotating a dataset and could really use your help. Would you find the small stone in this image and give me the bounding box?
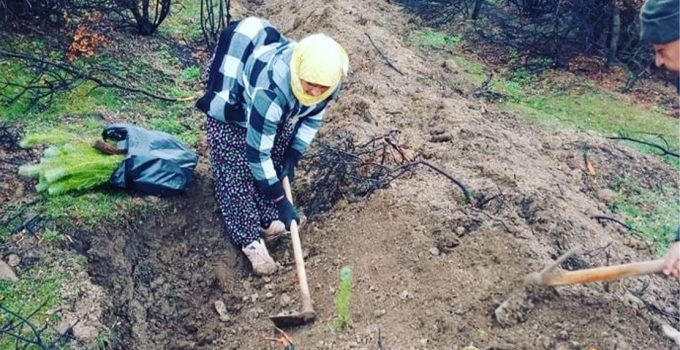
[399,290,413,300]
[250,307,262,315]
[347,341,359,348]
[542,336,553,349]
[456,226,465,235]
[214,300,231,322]
[622,292,644,309]
[144,195,161,203]
[454,305,465,315]
[0,260,18,282]
[251,293,259,302]
[45,307,62,315]
[419,338,428,345]
[6,254,20,267]
[264,283,274,290]
[374,309,386,318]
[565,156,581,170]
[597,189,616,204]
[57,317,76,335]
[242,281,251,289]
[265,292,274,299]
[263,276,272,283]
[429,247,440,256]
[558,330,569,340]
[280,293,291,307]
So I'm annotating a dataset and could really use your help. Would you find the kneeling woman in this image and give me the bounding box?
[197,17,349,275]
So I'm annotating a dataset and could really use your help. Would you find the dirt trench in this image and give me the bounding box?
[79,166,244,349]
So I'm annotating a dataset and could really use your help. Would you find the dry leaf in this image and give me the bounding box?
[586,159,596,175]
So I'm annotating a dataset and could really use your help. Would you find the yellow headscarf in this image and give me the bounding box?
[290,34,349,106]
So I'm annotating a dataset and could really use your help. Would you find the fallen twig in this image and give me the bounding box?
[590,215,652,252]
[591,215,644,237]
[583,242,613,264]
[469,207,514,233]
[607,136,679,158]
[412,160,471,203]
[364,33,404,76]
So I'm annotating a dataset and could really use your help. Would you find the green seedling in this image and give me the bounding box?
[333,266,353,330]
[19,131,123,195]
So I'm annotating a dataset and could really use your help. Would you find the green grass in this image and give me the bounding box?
[610,177,679,251]
[454,55,487,85]
[160,0,203,41]
[498,86,679,167]
[42,228,65,244]
[40,191,143,230]
[0,266,64,349]
[0,60,123,123]
[406,27,486,86]
[96,326,120,350]
[407,28,462,51]
[181,66,201,81]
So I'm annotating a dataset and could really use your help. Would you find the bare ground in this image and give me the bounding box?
[2,0,680,349]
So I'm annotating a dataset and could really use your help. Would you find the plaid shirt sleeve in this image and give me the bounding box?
[288,105,326,160]
[245,87,288,199]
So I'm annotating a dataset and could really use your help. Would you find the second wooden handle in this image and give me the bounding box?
[545,259,665,286]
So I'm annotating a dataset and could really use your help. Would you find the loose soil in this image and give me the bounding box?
[3,0,679,349]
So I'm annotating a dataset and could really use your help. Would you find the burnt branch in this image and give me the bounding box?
[365,33,404,76]
[200,0,230,51]
[591,215,644,237]
[114,0,171,36]
[301,132,471,218]
[607,135,680,158]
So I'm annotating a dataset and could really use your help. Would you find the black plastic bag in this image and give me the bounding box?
[103,124,198,196]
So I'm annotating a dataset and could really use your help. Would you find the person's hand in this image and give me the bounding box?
[280,158,296,184]
[279,149,302,184]
[275,197,299,230]
[663,241,680,280]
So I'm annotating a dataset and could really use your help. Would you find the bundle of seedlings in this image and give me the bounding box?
[18,130,124,195]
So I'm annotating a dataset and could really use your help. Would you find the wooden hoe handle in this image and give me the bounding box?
[542,259,665,286]
[282,178,315,314]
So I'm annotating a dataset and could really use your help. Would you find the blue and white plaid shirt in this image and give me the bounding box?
[197,17,339,199]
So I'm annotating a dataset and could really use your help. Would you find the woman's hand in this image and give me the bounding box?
[663,241,680,280]
[276,197,299,230]
[279,149,302,184]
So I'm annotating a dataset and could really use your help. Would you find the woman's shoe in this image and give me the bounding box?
[242,239,279,275]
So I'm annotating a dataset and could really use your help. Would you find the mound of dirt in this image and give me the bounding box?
[13,0,677,349]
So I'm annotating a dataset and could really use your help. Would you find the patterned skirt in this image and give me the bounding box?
[206,117,294,247]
